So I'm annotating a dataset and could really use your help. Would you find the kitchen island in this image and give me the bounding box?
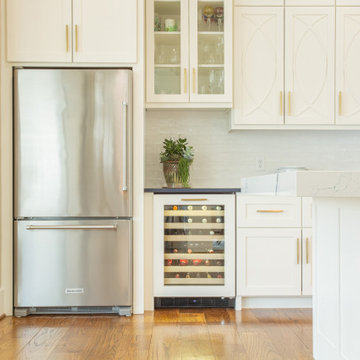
[295,171,360,360]
[243,170,360,360]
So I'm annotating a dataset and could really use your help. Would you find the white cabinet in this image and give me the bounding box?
[7,0,72,62]
[238,228,302,296]
[285,7,335,125]
[72,0,137,63]
[234,0,284,5]
[7,0,137,63]
[233,6,335,127]
[336,7,360,124]
[237,196,301,227]
[146,0,232,106]
[302,228,312,295]
[153,195,235,297]
[337,0,360,5]
[285,0,335,5]
[233,7,284,125]
[237,195,312,297]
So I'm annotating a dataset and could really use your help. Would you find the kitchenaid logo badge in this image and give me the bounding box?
[65,288,84,294]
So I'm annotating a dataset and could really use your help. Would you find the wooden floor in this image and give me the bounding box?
[0,308,312,360]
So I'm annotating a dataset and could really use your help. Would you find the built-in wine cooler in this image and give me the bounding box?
[153,194,235,300]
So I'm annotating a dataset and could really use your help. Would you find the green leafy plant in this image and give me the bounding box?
[160,137,194,187]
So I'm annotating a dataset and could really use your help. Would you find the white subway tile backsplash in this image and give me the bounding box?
[145,110,360,188]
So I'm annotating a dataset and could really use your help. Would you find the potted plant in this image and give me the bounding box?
[160,137,194,188]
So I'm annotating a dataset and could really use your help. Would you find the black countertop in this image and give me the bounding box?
[144,188,241,194]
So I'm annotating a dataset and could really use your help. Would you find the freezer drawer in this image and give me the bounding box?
[14,220,132,308]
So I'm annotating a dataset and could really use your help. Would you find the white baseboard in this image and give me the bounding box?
[236,296,312,309]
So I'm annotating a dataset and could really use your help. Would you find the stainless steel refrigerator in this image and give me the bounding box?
[13,68,132,317]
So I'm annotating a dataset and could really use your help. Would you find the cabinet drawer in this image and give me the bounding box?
[302,197,313,228]
[237,196,301,228]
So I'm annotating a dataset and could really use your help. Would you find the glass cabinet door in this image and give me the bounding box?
[163,204,226,285]
[189,0,232,102]
[147,0,189,103]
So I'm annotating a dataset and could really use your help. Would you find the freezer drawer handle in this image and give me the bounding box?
[26,225,117,230]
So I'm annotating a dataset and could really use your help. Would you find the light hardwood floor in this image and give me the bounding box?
[0,308,312,359]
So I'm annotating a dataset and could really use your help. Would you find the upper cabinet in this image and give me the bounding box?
[285,0,335,5]
[233,6,335,127]
[336,7,360,124]
[285,7,335,125]
[233,5,338,128]
[7,0,72,62]
[72,0,137,63]
[233,7,284,125]
[337,0,360,5]
[6,0,137,63]
[146,0,232,107]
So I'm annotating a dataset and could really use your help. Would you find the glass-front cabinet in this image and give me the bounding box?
[146,0,232,106]
[153,195,235,297]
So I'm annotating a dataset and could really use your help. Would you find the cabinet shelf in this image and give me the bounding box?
[164,278,224,285]
[164,223,224,229]
[155,31,181,35]
[164,235,224,241]
[198,64,224,68]
[155,64,181,68]
[164,210,224,216]
[164,253,224,259]
[198,31,224,35]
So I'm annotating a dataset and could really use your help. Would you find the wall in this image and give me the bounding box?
[145,110,360,188]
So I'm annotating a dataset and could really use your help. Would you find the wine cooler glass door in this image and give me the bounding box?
[153,195,235,297]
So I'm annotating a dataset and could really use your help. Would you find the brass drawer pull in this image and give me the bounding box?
[256,210,284,213]
[306,237,309,264]
[339,91,343,116]
[297,238,300,264]
[75,24,79,52]
[66,25,69,52]
[181,198,208,202]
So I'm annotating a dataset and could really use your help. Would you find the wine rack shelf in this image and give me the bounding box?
[164,223,224,229]
[164,210,224,216]
[164,266,224,272]
[164,278,224,285]
[164,253,225,260]
[164,235,224,241]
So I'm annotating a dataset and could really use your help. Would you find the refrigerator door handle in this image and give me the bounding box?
[122,101,128,192]
[26,225,117,230]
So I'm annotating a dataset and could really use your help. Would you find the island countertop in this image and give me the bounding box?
[144,188,241,194]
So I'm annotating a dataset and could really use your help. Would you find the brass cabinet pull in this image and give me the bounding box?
[66,25,69,52]
[288,91,292,116]
[184,68,187,94]
[181,198,208,202]
[75,24,79,52]
[297,238,300,264]
[280,91,283,116]
[339,91,343,116]
[192,68,196,93]
[256,210,284,213]
[306,237,309,264]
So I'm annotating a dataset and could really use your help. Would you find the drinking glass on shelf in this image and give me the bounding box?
[169,47,179,64]
[155,44,166,64]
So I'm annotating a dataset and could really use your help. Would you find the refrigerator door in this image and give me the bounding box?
[14,220,132,307]
[14,68,132,218]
